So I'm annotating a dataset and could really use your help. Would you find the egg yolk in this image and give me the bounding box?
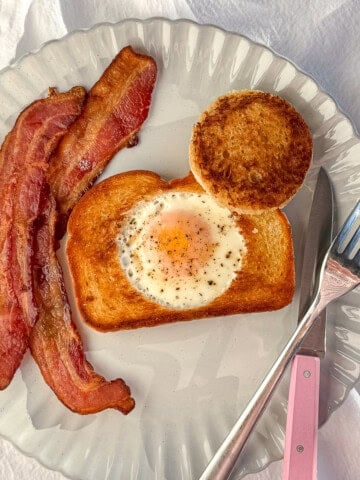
[146,209,214,277]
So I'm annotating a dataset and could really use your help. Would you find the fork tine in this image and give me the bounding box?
[354,249,360,267]
[343,225,360,258]
[332,201,360,252]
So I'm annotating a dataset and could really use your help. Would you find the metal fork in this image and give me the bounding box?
[200,201,360,480]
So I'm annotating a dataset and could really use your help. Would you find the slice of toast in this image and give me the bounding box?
[66,171,295,331]
[189,90,312,214]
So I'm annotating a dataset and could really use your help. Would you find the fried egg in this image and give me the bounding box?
[118,192,247,309]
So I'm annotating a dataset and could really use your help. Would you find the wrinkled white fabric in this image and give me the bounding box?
[0,1,359,479]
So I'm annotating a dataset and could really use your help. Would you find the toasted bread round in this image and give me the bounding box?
[189,90,312,213]
[66,170,295,331]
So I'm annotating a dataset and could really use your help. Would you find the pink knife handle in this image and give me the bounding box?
[282,354,320,480]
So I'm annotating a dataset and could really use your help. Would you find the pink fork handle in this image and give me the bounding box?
[283,354,320,480]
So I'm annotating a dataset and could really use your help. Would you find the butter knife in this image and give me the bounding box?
[199,169,334,480]
[282,167,334,480]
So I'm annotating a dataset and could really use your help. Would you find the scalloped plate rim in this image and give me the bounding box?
[1,17,358,139]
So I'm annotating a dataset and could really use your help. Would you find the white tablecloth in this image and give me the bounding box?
[1,1,359,479]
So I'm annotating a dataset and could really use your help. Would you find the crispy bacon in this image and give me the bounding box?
[47,46,157,235]
[1,46,156,410]
[0,87,86,389]
[30,193,135,414]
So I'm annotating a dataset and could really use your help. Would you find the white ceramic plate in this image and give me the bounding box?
[0,18,359,480]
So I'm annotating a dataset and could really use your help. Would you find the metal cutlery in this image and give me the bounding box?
[282,167,334,480]
[200,198,360,480]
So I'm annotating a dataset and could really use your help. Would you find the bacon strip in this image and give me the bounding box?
[1,45,155,410]
[47,46,157,234]
[0,87,86,388]
[30,193,135,414]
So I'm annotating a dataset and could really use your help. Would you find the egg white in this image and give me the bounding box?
[117,192,247,310]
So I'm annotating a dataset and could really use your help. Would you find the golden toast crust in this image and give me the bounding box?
[189,90,312,213]
[66,171,295,331]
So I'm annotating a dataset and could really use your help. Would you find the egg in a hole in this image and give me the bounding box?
[66,170,295,331]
